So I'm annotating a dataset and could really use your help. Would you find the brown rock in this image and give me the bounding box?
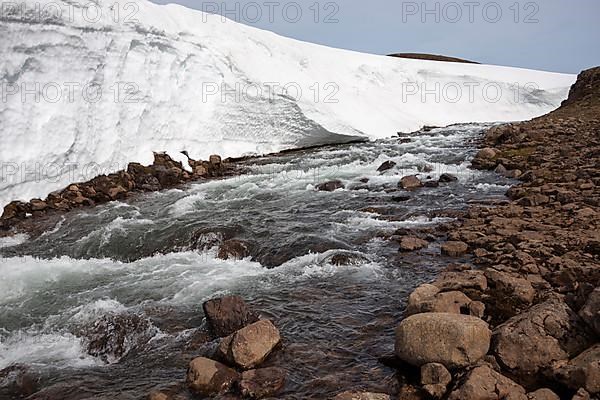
[220,320,281,369]
[209,154,222,165]
[485,269,536,304]
[334,392,391,400]
[554,344,600,394]
[448,365,526,400]
[399,175,423,190]
[395,313,491,369]
[492,297,593,384]
[579,287,600,335]
[239,367,286,399]
[406,285,482,317]
[439,173,458,183]
[441,241,469,257]
[29,199,47,212]
[421,362,451,398]
[217,239,251,260]
[399,236,429,252]
[186,357,239,395]
[572,388,591,400]
[527,388,560,400]
[203,296,259,338]
[433,270,488,292]
[148,391,170,400]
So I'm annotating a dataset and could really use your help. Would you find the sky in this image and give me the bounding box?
[149,0,599,74]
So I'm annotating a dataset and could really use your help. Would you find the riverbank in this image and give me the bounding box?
[389,67,599,399]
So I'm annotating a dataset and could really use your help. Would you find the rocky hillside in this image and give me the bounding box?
[388,67,600,400]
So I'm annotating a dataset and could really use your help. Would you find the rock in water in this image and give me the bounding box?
[398,175,423,190]
[203,296,259,337]
[448,365,526,400]
[239,367,286,399]
[186,357,239,395]
[316,180,345,192]
[218,320,281,369]
[377,161,397,173]
[395,313,491,369]
[438,173,458,183]
[398,236,429,252]
[217,239,252,260]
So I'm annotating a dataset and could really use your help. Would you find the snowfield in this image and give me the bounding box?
[0,0,575,206]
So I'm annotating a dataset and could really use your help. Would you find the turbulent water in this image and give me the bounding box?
[0,124,513,399]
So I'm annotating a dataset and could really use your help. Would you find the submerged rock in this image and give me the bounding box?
[239,367,286,399]
[334,392,391,400]
[203,296,259,338]
[377,161,397,173]
[186,357,239,395]
[395,313,491,369]
[398,175,423,190]
[217,239,252,260]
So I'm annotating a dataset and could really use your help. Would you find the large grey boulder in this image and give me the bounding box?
[395,313,491,369]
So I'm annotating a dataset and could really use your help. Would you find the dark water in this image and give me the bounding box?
[0,124,511,399]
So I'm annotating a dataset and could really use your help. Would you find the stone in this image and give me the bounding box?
[316,180,345,192]
[397,385,425,400]
[377,160,397,173]
[448,365,526,400]
[399,236,429,252]
[334,392,391,400]
[209,154,222,165]
[203,296,259,338]
[527,389,560,400]
[217,239,251,260]
[554,344,600,394]
[406,286,482,317]
[0,364,38,398]
[220,320,281,369]
[421,363,451,398]
[433,270,488,292]
[239,367,286,399]
[477,147,498,160]
[186,357,239,395]
[572,389,591,400]
[29,199,47,212]
[579,287,600,335]
[395,313,491,369]
[148,391,170,400]
[485,269,536,304]
[492,298,593,384]
[439,173,458,183]
[441,241,469,257]
[399,175,423,190]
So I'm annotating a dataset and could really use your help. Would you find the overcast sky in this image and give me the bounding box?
[150,0,599,74]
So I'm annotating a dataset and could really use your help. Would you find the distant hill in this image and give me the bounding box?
[388,53,480,64]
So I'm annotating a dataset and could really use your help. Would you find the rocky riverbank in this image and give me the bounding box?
[387,67,600,399]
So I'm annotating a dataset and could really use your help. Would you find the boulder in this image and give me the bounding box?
[492,298,593,383]
[217,239,251,260]
[218,320,281,369]
[441,241,469,257]
[239,367,286,399]
[485,269,536,304]
[395,313,491,369]
[399,175,423,190]
[334,392,391,400]
[527,389,560,400]
[421,363,451,398]
[439,173,458,183]
[399,237,429,252]
[203,296,259,337]
[148,391,170,400]
[316,180,345,192]
[554,344,600,394]
[186,357,239,395]
[571,388,591,400]
[406,285,484,317]
[448,365,526,400]
[579,287,600,335]
[0,364,38,398]
[377,161,397,173]
[433,270,488,292]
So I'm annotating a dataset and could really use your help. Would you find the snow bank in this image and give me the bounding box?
[0,0,575,205]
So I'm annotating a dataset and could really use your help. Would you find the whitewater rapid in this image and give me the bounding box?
[0,0,575,206]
